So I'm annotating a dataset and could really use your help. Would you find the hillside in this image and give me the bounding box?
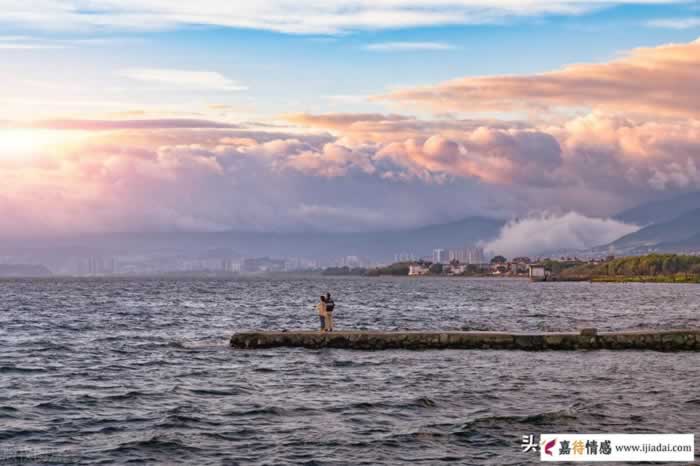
[614,191,700,226]
[656,232,700,253]
[604,208,700,253]
[560,254,700,282]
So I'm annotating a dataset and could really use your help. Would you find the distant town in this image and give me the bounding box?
[1,240,699,279]
[324,245,619,280]
[0,243,571,278]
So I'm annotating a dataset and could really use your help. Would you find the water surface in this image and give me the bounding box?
[1,277,698,464]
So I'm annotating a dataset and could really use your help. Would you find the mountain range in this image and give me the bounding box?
[614,191,700,226]
[2,192,697,273]
[0,217,504,266]
[603,192,700,254]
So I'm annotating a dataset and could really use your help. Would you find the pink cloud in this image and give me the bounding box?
[2,104,699,236]
[378,38,700,118]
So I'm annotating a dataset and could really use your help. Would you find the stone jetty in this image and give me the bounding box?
[230,329,699,351]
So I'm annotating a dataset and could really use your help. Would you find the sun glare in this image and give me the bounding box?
[0,129,82,157]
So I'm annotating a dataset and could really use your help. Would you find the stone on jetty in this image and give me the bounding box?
[230,329,699,352]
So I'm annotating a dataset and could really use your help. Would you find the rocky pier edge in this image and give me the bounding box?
[230,329,700,351]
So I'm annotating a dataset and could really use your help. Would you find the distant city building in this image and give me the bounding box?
[432,248,447,264]
[511,257,532,274]
[394,253,417,263]
[529,264,547,282]
[340,255,367,268]
[408,264,430,276]
[242,257,286,273]
[467,247,485,264]
[222,259,241,273]
[79,256,115,275]
[446,263,467,275]
[448,249,466,263]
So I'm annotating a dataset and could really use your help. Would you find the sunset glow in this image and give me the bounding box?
[0,129,86,158]
[0,129,44,155]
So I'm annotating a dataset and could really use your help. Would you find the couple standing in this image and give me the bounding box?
[316,293,335,332]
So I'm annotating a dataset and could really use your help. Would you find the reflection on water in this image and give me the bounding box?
[1,277,698,464]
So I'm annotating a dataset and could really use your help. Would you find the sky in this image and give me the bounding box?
[0,0,699,237]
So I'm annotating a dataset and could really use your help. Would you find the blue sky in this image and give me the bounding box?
[2,1,698,119]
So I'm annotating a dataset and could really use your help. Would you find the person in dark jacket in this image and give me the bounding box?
[324,292,335,332]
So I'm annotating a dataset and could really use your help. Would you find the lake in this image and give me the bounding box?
[1,277,698,465]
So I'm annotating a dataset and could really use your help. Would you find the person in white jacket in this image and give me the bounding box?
[316,295,327,332]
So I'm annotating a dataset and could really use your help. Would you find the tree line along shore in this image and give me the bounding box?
[323,254,700,283]
[557,254,700,283]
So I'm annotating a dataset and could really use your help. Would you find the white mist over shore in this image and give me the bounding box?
[485,212,639,258]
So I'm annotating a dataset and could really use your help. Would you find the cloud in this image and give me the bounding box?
[379,38,700,118]
[287,111,700,194]
[0,43,64,49]
[121,68,247,91]
[647,18,700,29]
[0,128,503,236]
[0,35,64,49]
[1,104,698,236]
[0,1,682,34]
[366,42,455,51]
[484,212,640,257]
[286,112,413,128]
[0,34,134,49]
[4,118,242,130]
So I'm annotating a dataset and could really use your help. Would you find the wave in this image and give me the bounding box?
[331,359,393,368]
[17,340,73,352]
[224,406,290,417]
[167,339,226,351]
[102,390,162,401]
[35,401,74,411]
[253,367,276,373]
[0,405,19,419]
[187,387,251,396]
[328,397,438,413]
[0,429,48,441]
[201,429,258,441]
[108,435,204,454]
[157,414,223,429]
[454,408,578,433]
[0,366,46,374]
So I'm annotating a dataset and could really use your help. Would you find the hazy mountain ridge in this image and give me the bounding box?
[0,264,52,277]
[614,191,700,226]
[655,232,700,252]
[0,217,505,267]
[603,201,700,253]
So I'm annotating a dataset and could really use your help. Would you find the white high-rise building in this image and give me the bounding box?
[432,248,447,264]
[467,246,485,264]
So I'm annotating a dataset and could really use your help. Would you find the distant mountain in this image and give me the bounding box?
[0,216,505,265]
[605,208,700,253]
[614,191,700,226]
[655,232,700,252]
